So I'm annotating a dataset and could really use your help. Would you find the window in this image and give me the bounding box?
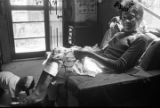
[10,0,44,6]
[9,0,63,58]
[139,0,160,29]
[10,0,46,53]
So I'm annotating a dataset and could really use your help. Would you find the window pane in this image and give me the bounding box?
[143,10,160,29]
[12,11,44,22]
[13,22,45,38]
[140,0,160,29]
[15,38,46,53]
[10,0,44,6]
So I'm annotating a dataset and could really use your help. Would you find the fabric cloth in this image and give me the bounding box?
[98,31,148,72]
[103,32,145,60]
[0,71,20,98]
[72,57,104,77]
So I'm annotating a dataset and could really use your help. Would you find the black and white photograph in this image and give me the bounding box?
[0,0,160,107]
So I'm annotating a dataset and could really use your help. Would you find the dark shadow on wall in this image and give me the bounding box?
[97,0,119,37]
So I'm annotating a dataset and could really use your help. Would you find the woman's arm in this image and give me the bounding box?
[74,36,147,73]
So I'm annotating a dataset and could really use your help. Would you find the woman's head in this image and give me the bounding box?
[115,0,144,32]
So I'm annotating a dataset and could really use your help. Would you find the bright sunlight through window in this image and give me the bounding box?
[140,0,160,29]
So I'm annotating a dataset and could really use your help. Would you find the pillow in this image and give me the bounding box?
[139,40,160,70]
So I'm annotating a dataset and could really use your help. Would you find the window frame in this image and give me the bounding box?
[138,0,160,29]
[8,0,50,59]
